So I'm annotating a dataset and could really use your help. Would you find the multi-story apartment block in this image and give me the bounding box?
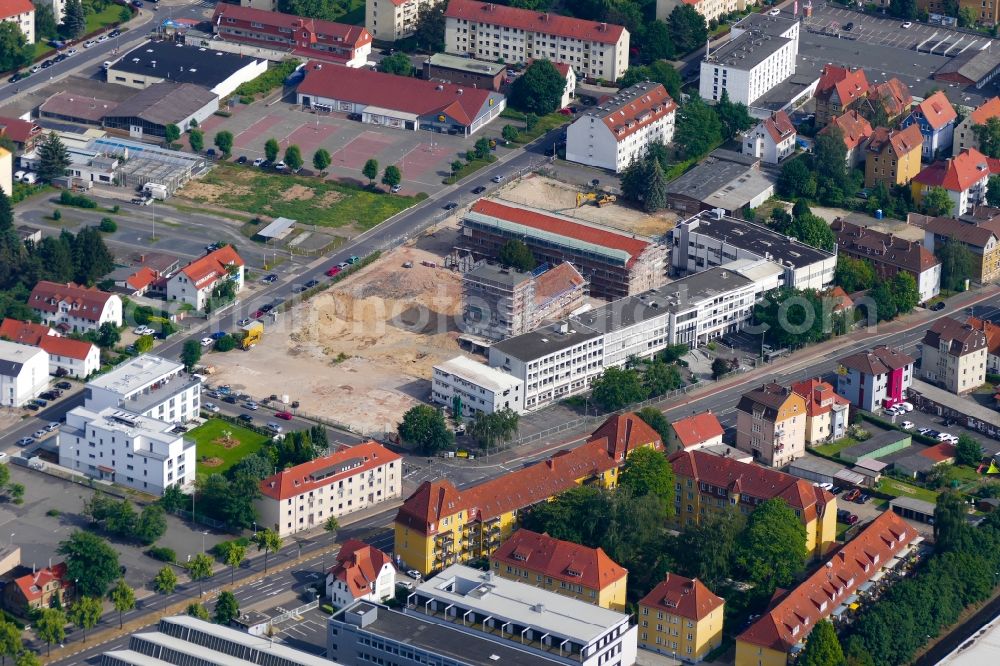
[735,382,807,467]
[431,355,525,416]
[326,539,395,609]
[257,442,402,537]
[836,345,914,411]
[367,0,445,42]
[667,411,725,454]
[444,0,630,82]
[28,281,122,334]
[166,245,245,312]
[920,316,988,394]
[813,65,869,128]
[919,0,1000,27]
[394,413,662,574]
[912,148,997,216]
[865,125,924,189]
[822,110,873,168]
[741,110,796,164]
[0,340,49,408]
[791,378,849,445]
[736,511,917,666]
[669,449,838,557]
[212,4,372,67]
[903,90,958,160]
[968,315,1000,372]
[566,82,677,172]
[831,218,941,303]
[458,198,667,300]
[461,261,587,341]
[0,318,100,379]
[85,355,201,423]
[953,96,1000,156]
[699,13,799,106]
[638,573,725,663]
[657,0,755,24]
[0,0,33,43]
[923,214,1000,283]
[490,529,627,611]
[670,210,838,291]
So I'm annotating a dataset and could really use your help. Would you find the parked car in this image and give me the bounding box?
[769,7,781,15]
[253,309,265,319]
[856,494,870,504]
[843,21,854,30]
[901,21,913,28]
[20,173,37,184]
[843,489,862,502]
[305,279,319,288]
[33,429,49,439]
[491,174,504,183]
[390,184,401,193]
[273,161,287,171]
[916,427,932,435]
[472,185,486,194]
[898,401,914,412]
[253,158,264,167]
[238,414,253,423]
[347,256,360,265]
[275,411,293,420]
[845,513,859,525]
[406,569,421,580]
[443,202,458,210]
[236,156,247,164]
[204,403,221,413]
[325,266,342,277]
[83,40,96,48]
[200,337,214,347]
[901,420,914,430]
[223,395,238,404]
[16,437,34,446]
[206,148,217,158]
[262,274,278,283]
[108,29,121,37]
[266,422,283,433]
[56,381,71,390]
[931,301,946,311]
[97,34,109,43]
[244,401,258,411]
[937,432,955,441]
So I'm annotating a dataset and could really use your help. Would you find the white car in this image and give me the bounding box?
[901,421,914,430]
[203,402,220,413]
[15,437,34,447]
[20,173,37,184]
[899,401,914,412]
[133,325,153,335]
[406,569,421,580]
[253,158,264,167]
[13,170,25,181]
[97,34,108,43]
[46,422,59,432]
[83,40,96,48]
[32,429,49,439]
[901,21,913,28]
[65,48,77,56]
[769,7,781,15]
[200,337,214,347]
[937,432,954,441]
[0,453,7,464]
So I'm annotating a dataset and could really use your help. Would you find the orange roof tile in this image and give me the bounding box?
[180,245,244,289]
[260,442,401,501]
[39,336,97,361]
[0,318,54,345]
[29,282,117,322]
[533,262,586,307]
[815,66,870,107]
[329,539,394,600]
[919,442,956,463]
[867,124,923,158]
[914,148,997,192]
[598,84,677,143]
[791,378,849,417]
[823,110,872,150]
[491,529,627,591]
[12,563,68,604]
[126,267,157,291]
[738,511,918,653]
[869,78,912,118]
[967,316,1000,353]
[0,115,41,144]
[827,286,854,311]
[640,573,724,622]
[670,411,724,448]
[969,96,1000,125]
[913,91,957,131]
[762,111,795,144]
[445,0,626,45]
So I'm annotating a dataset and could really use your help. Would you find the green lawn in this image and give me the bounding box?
[334,0,365,24]
[444,155,497,184]
[183,163,424,229]
[878,478,940,504]
[189,418,269,475]
[85,4,125,35]
[813,437,859,458]
[32,42,55,60]
[500,109,569,144]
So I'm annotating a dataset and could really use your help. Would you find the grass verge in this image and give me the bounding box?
[500,109,569,143]
[444,155,497,184]
[188,418,270,476]
[812,437,859,458]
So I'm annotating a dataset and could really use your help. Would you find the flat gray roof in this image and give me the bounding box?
[256,216,296,239]
[464,261,536,288]
[841,430,912,459]
[705,30,791,70]
[491,320,602,361]
[910,378,1000,428]
[680,210,835,268]
[668,151,761,204]
[889,496,937,514]
[88,355,183,395]
[426,53,505,76]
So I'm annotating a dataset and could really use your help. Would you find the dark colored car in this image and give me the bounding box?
[443,202,458,210]
[347,113,362,121]
[236,156,247,164]
[262,273,278,283]
[931,301,946,311]
[8,72,23,83]
[347,255,360,264]
[206,148,217,158]
[472,186,486,194]
[223,395,238,404]
[56,381,72,390]
[238,414,253,423]
[210,331,227,340]
[305,279,319,288]
[843,22,854,31]
[260,303,274,313]
[109,29,121,37]
[41,60,53,69]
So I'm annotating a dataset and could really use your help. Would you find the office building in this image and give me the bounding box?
[670,210,837,290]
[741,110,795,164]
[432,355,525,416]
[953,96,1000,156]
[565,82,676,172]
[367,0,445,42]
[903,90,958,160]
[0,340,49,408]
[0,0,33,44]
[85,354,201,422]
[444,0,630,81]
[490,529,628,611]
[166,245,245,311]
[638,573,724,663]
[735,382,807,467]
[257,442,402,537]
[865,125,924,189]
[791,378,849,446]
[28,281,122,334]
[912,147,998,216]
[106,42,267,98]
[923,214,1000,283]
[326,539,396,609]
[836,345,914,411]
[919,316,988,394]
[669,449,838,557]
[394,413,662,574]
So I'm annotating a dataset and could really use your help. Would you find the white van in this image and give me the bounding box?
[21,172,38,184]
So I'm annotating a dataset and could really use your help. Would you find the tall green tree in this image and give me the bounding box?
[974,117,1000,158]
[253,529,282,574]
[181,339,201,371]
[37,132,71,183]
[619,61,683,101]
[920,186,954,217]
[33,2,58,40]
[135,504,168,545]
[225,543,247,585]
[636,407,670,442]
[58,531,120,598]
[736,498,807,595]
[0,23,30,73]
[989,174,1000,207]
[14,652,40,666]
[312,148,331,171]
[188,129,205,153]
[890,272,920,314]
[35,609,65,657]
[889,0,918,20]
[186,553,214,597]
[362,158,379,187]
[644,159,668,213]
[672,509,745,588]
[813,126,852,203]
[771,211,836,252]
[153,566,178,606]
[674,97,723,159]
[835,256,876,293]
[214,131,234,158]
[934,490,969,549]
[642,20,675,61]
[715,89,754,140]
[643,359,683,397]
[284,145,303,172]
[0,620,22,666]
[498,239,535,270]
[164,124,180,146]
[398,405,454,455]
[69,597,101,643]
[381,165,402,190]
[936,239,974,291]
[108,579,135,629]
[799,620,846,666]
[413,0,447,51]
[956,434,984,467]
[379,53,414,76]
[186,603,210,620]
[667,4,708,55]
[72,226,115,285]
[264,138,280,162]
[61,0,86,38]
[778,156,818,199]
[510,60,566,115]
[468,409,520,450]
[870,281,898,322]
[213,591,240,625]
[618,447,674,515]
[590,367,646,411]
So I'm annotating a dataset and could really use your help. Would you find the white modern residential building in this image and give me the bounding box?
[432,355,525,415]
[326,540,396,609]
[405,565,638,666]
[670,210,838,290]
[166,245,245,311]
[700,13,799,106]
[256,442,402,538]
[742,110,796,164]
[28,281,123,334]
[59,406,196,495]
[444,0,630,81]
[85,355,201,424]
[0,341,49,408]
[367,0,445,42]
[566,82,677,172]
[0,0,34,44]
[837,345,914,411]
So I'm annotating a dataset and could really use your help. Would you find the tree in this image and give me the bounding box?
[510,60,566,115]
[771,212,836,252]
[977,118,1000,159]
[0,620,22,666]
[164,124,181,146]
[736,498,807,595]
[754,287,831,348]
[196,474,259,530]
[813,126,852,202]
[312,148,331,171]
[323,515,339,537]
[644,359,683,397]
[37,132,71,183]
[473,137,492,160]
[283,145,303,172]
[72,226,115,285]
[379,52,414,76]
[590,367,646,412]
[186,603,210,620]
[636,407,670,442]
[58,531,120,598]
[715,89,754,140]
[673,509,745,588]
[890,272,920,314]
[936,239,974,291]
[934,491,969,550]
[398,405,454,455]
[135,504,168,545]
[497,239,535,270]
[69,597,101,643]
[468,409,519,450]
[181,339,201,371]
[620,155,652,206]
[264,138,280,162]
[989,174,1000,207]
[619,61,683,101]
[502,125,520,143]
[956,434,984,467]
[643,159,668,213]
[381,165,402,190]
[98,217,117,233]
[889,0,918,20]
[667,5,708,55]
[186,553,214,597]
[524,113,539,132]
[225,543,247,585]
[711,357,732,380]
[778,156,817,199]
[674,97,723,159]
[214,131,234,158]
[213,591,239,625]
[35,609,65,657]
[33,2,58,40]
[921,186,954,217]
[799,620,846,666]
[835,256,876,293]
[253,529,282,574]
[61,0,86,38]
[153,566,178,605]
[188,129,205,153]
[870,281,899,322]
[413,0,446,51]
[108,579,135,629]
[619,447,674,514]
[642,20,675,61]
[450,159,463,175]
[0,23,30,73]
[14,653,39,666]
[362,158,379,186]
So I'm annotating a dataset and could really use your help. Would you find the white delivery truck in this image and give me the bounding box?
[142,182,168,200]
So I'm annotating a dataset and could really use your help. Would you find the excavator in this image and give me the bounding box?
[576,191,617,208]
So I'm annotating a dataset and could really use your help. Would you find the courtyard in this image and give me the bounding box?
[189,418,271,476]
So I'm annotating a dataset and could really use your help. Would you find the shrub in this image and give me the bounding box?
[52,209,61,221]
[214,335,236,352]
[46,509,60,517]
[59,190,98,208]
[111,204,120,213]
[99,217,117,233]
[211,537,251,562]
[146,546,176,563]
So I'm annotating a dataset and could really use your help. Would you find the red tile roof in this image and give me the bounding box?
[470,199,650,265]
[762,111,795,144]
[919,442,956,463]
[126,267,157,291]
[396,414,662,534]
[668,450,834,524]
[823,110,872,151]
[869,78,912,119]
[816,66,869,107]
[866,124,923,158]
[738,511,917,654]
[298,61,501,127]
[969,96,1000,125]
[533,262,586,306]
[914,148,997,192]
[39,336,97,361]
[491,529,627,591]
[913,91,957,131]
[596,83,677,143]
[28,282,117,322]
[260,442,401,501]
[329,539,394,600]
[838,345,914,376]
[13,563,68,604]
[922,315,988,357]
[791,378,849,417]
[211,4,371,48]
[180,245,244,289]
[0,318,54,345]
[827,286,854,312]
[0,115,41,144]
[831,218,940,274]
[640,573,724,622]
[967,316,1000,353]
[670,411,724,449]
[445,0,626,45]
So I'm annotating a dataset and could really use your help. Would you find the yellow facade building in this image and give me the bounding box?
[490,529,628,611]
[394,413,664,575]
[864,124,923,189]
[639,573,724,663]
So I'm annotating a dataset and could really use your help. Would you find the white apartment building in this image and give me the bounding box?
[444,0,630,82]
[742,110,796,164]
[0,341,48,408]
[0,0,34,44]
[657,0,755,24]
[432,355,525,415]
[166,245,245,312]
[256,442,402,538]
[837,346,914,412]
[367,0,445,42]
[85,355,201,424]
[59,407,196,495]
[566,82,677,173]
[670,210,838,291]
[920,316,988,395]
[699,14,799,106]
[28,281,123,334]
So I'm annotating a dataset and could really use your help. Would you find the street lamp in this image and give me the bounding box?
[252,521,257,535]
[202,531,208,553]
[8,533,13,547]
